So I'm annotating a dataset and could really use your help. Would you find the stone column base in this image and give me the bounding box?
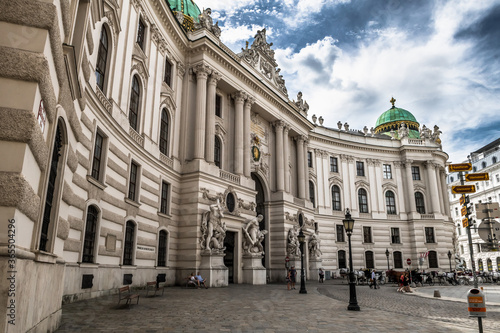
[309,259,323,281]
[242,254,266,285]
[200,252,228,287]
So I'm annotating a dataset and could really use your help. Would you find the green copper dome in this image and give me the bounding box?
[374,98,420,139]
[166,0,202,31]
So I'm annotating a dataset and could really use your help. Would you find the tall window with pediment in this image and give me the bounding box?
[129,76,141,131]
[160,108,169,155]
[415,192,425,214]
[385,190,396,215]
[332,185,341,211]
[214,136,221,168]
[95,27,108,92]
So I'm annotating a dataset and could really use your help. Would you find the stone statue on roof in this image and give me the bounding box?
[195,8,221,38]
[398,122,409,139]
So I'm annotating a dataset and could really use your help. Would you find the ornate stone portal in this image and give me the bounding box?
[242,215,268,285]
[200,200,228,287]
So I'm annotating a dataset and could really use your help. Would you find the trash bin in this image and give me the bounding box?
[325,271,331,280]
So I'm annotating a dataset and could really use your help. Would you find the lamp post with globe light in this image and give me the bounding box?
[343,208,360,311]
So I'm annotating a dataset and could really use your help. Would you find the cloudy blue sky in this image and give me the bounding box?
[194,0,500,163]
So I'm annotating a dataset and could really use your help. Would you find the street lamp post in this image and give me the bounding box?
[447,250,452,272]
[385,248,390,271]
[343,208,360,311]
[298,228,307,294]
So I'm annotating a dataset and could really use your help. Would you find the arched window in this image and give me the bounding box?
[338,250,346,269]
[450,176,454,182]
[415,192,426,214]
[40,122,65,252]
[473,166,477,172]
[478,259,483,272]
[123,221,135,265]
[158,230,167,267]
[214,136,221,168]
[493,156,498,164]
[159,108,169,155]
[385,190,396,215]
[358,188,368,213]
[95,27,108,92]
[428,250,438,268]
[82,206,98,263]
[129,76,140,131]
[365,251,374,268]
[331,185,341,211]
[393,251,403,269]
[309,181,315,208]
[481,161,487,169]
[487,258,492,272]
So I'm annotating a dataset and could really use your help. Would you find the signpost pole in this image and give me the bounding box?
[461,170,483,333]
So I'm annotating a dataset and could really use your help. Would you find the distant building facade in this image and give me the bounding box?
[0,0,453,331]
[447,138,500,273]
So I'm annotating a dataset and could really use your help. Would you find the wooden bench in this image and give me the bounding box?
[146,281,165,297]
[118,285,140,305]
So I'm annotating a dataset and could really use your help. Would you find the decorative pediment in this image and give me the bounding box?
[355,179,370,189]
[382,182,398,192]
[159,95,176,116]
[329,175,343,185]
[309,170,317,180]
[239,29,288,96]
[414,184,426,192]
[131,55,149,82]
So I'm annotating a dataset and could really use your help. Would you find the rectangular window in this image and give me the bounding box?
[460,245,464,254]
[330,156,338,172]
[336,225,345,242]
[356,161,365,176]
[394,251,403,269]
[128,162,138,201]
[383,164,392,179]
[338,250,346,269]
[496,174,499,183]
[164,59,172,86]
[391,227,400,244]
[136,19,146,50]
[363,226,372,243]
[411,166,420,180]
[308,151,313,168]
[425,227,435,243]
[455,207,459,217]
[160,182,169,214]
[215,94,222,117]
[91,132,104,180]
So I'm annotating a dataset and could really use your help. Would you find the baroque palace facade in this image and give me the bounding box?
[0,0,453,331]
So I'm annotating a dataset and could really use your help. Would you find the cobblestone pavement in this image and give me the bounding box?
[56,281,500,332]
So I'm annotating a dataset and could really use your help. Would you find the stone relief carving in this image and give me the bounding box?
[308,230,322,259]
[194,8,221,38]
[200,188,224,203]
[238,198,256,211]
[242,215,267,255]
[200,200,226,254]
[239,28,287,96]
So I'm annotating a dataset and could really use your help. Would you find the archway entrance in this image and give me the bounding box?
[251,173,266,267]
[223,231,235,283]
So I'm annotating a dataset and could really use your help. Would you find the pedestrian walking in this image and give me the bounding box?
[290,266,297,289]
[318,268,325,283]
[371,269,378,289]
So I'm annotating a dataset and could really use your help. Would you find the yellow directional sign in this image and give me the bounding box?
[448,163,472,172]
[452,185,476,194]
[465,173,489,182]
[461,206,468,216]
[460,194,466,206]
[462,217,469,228]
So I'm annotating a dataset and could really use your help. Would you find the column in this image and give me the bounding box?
[303,138,310,199]
[205,71,221,163]
[243,97,254,177]
[233,91,246,175]
[193,64,211,160]
[425,161,441,214]
[172,62,185,159]
[404,160,416,212]
[340,154,351,210]
[436,166,445,215]
[283,126,290,193]
[274,121,285,191]
[347,156,357,212]
[394,162,407,213]
[297,136,306,199]
[439,167,451,216]
[367,159,379,213]
[374,160,385,213]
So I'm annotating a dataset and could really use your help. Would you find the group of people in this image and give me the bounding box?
[397,272,413,293]
[187,272,208,289]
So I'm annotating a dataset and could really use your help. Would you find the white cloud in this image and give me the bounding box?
[220,24,273,51]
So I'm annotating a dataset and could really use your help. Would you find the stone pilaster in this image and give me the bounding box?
[284,126,290,193]
[303,138,310,199]
[243,97,254,177]
[297,136,306,199]
[193,64,211,160]
[205,72,221,164]
[232,91,247,175]
[425,161,441,214]
[274,120,285,191]
[404,160,416,212]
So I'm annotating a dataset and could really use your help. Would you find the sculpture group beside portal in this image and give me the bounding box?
[308,230,322,259]
[200,199,226,254]
[287,225,301,257]
[242,215,267,255]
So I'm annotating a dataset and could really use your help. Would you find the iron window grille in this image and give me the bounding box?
[157,230,167,267]
[123,221,135,265]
